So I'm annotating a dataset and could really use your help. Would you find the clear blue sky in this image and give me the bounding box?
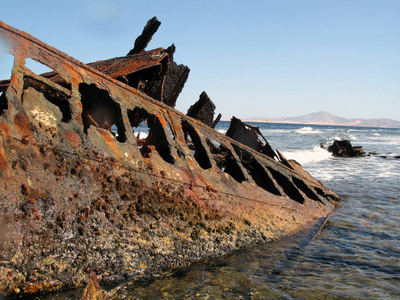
[1,0,399,121]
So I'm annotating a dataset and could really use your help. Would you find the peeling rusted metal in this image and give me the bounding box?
[0,19,339,297]
[211,112,222,129]
[127,16,161,55]
[187,91,216,127]
[226,116,277,159]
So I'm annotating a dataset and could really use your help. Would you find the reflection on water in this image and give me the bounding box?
[112,221,328,299]
[110,198,400,299]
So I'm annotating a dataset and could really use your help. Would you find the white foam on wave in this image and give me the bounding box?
[261,129,293,134]
[134,132,148,139]
[329,136,342,141]
[217,129,227,134]
[349,135,358,140]
[367,136,400,146]
[282,146,331,165]
[295,127,322,134]
[308,169,335,181]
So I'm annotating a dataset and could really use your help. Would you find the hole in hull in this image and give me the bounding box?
[267,167,305,204]
[0,52,13,81]
[231,144,280,195]
[243,159,281,195]
[24,58,72,91]
[0,90,7,116]
[292,177,322,203]
[23,76,72,123]
[128,107,174,164]
[207,140,246,183]
[0,53,14,115]
[79,83,126,142]
[182,121,212,170]
[25,58,53,75]
[128,107,150,148]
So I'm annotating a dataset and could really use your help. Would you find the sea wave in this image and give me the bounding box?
[295,127,322,134]
[328,136,342,142]
[326,135,358,144]
[217,129,227,134]
[281,146,331,165]
[261,129,293,134]
[349,134,358,140]
[365,138,400,146]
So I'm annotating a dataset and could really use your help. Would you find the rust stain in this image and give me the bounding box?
[0,146,8,171]
[98,129,120,159]
[156,113,169,128]
[14,112,31,138]
[0,124,11,137]
[63,131,81,148]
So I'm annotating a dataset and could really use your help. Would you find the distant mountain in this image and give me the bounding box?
[244,111,400,128]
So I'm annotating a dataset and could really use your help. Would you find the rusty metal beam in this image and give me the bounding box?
[127,16,161,55]
[187,91,216,127]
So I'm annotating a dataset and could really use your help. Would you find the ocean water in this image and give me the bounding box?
[34,122,400,299]
[112,122,400,299]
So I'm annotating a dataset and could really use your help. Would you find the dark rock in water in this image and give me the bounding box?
[327,140,365,157]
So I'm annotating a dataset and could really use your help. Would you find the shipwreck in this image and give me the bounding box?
[0,18,340,297]
[325,140,365,157]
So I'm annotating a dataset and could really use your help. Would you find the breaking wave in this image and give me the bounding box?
[295,127,322,134]
[349,134,358,140]
[281,146,332,165]
[217,129,227,134]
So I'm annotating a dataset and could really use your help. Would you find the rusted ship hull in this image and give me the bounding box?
[0,21,338,297]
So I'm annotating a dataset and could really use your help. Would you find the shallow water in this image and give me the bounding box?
[30,123,400,299]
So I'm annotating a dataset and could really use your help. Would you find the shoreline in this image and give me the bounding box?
[220,119,400,129]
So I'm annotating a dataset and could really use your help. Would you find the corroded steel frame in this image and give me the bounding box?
[0,20,338,297]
